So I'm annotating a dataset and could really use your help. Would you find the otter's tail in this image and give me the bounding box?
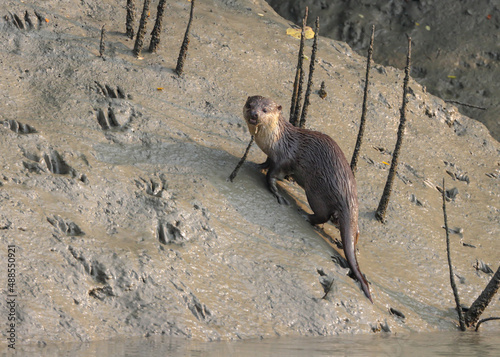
[339,217,373,303]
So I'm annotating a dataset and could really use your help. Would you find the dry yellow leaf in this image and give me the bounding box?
[286,26,315,40]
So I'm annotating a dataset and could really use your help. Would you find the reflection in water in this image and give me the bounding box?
[10,330,500,357]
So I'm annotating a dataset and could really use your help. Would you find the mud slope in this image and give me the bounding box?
[0,0,498,345]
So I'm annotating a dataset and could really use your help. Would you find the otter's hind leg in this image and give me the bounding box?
[305,189,331,225]
[308,212,331,225]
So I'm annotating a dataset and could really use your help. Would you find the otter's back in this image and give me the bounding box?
[293,128,357,212]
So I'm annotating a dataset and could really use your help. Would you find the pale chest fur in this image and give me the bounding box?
[248,119,282,157]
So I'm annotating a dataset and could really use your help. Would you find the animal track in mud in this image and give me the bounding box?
[437,185,459,201]
[485,170,500,179]
[409,194,425,207]
[47,215,84,236]
[4,10,45,31]
[157,221,186,245]
[444,161,470,184]
[184,293,212,322]
[21,149,88,183]
[330,253,369,283]
[94,83,138,131]
[88,285,114,300]
[135,176,167,197]
[96,107,121,130]
[169,280,213,322]
[331,254,349,270]
[43,150,74,175]
[2,120,36,134]
[95,82,127,99]
[67,245,113,300]
[474,259,494,274]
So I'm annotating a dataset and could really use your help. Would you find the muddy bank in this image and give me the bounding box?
[0,0,499,346]
[267,0,500,141]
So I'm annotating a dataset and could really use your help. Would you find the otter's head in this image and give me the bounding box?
[243,96,282,136]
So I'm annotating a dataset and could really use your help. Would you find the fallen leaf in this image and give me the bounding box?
[45,18,49,23]
[157,87,163,91]
[425,25,431,31]
[286,26,315,40]
[486,14,492,20]
[382,161,390,165]
[447,75,457,79]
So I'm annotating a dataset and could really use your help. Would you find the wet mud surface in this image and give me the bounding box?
[267,0,500,141]
[0,0,499,346]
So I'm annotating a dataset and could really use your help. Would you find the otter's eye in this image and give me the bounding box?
[262,108,268,113]
[245,103,250,109]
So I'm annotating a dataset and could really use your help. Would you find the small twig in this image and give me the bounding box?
[289,7,308,126]
[229,136,254,182]
[126,0,136,39]
[133,0,151,58]
[442,178,466,331]
[299,16,319,128]
[149,0,167,53]
[465,265,500,327]
[175,0,195,76]
[290,67,301,124]
[375,36,411,223]
[475,317,500,331]
[444,100,486,110]
[99,25,106,58]
[292,33,306,125]
[350,25,375,174]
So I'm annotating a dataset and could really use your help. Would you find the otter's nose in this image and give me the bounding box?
[247,111,258,125]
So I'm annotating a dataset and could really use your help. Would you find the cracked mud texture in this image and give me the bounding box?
[0,0,499,346]
[267,0,500,141]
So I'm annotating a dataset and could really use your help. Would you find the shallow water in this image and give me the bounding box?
[9,330,500,357]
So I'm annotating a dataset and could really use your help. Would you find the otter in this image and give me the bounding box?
[243,95,372,303]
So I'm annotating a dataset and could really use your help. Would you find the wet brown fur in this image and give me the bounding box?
[243,95,372,302]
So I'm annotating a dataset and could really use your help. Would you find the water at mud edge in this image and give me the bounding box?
[8,330,500,356]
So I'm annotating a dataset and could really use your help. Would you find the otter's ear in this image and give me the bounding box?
[278,105,282,111]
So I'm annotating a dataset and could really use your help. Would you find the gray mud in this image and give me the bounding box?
[267,0,500,141]
[0,0,499,346]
